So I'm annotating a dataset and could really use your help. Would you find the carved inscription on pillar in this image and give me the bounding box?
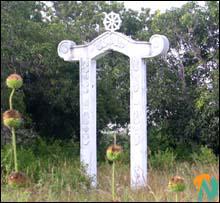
[130,58,142,146]
[133,166,143,184]
[130,57,147,188]
[80,58,90,146]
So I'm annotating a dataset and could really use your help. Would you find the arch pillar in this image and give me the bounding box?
[130,57,147,188]
[79,58,97,186]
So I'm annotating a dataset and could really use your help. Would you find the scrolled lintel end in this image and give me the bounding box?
[57,40,76,59]
[149,34,169,57]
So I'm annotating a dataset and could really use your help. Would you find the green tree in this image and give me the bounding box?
[147,1,219,156]
[1,1,219,157]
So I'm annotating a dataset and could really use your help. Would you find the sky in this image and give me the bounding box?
[120,1,205,13]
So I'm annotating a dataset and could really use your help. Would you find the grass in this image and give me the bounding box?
[1,140,219,202]
[1,160,219,202]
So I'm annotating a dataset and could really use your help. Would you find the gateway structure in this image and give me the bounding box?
[58,12,169,188]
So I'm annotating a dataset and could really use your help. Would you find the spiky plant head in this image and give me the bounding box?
[168,176,186,192]
[6,74,23,89]
[106,144,123,161]
[3,110,22,129]
[8,171,29,187]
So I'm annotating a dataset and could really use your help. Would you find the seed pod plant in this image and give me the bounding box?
[168,175,186,202]
[6,74,23,90]
[8,171,29,187]
[106,144,123,162]
[106,133,123,201]
[3,73,28,186]
[3,110,22,129]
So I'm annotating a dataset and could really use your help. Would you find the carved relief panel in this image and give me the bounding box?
[80,58,91,146]
[130,58,142,146]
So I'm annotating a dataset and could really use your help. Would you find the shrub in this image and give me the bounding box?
[1,144,38,182]
[191,145,218,165]
[149,148,177,170]
[1,139,91,190]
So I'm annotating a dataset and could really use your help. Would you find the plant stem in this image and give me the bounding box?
[113,133,116,146]
[9,88,18,172]
[176,193,178,202]
[12,127,18,172]
[112,161,115,201]
[9,88,15,110]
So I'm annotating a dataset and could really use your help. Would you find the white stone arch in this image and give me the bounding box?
[58,13,169,189]
[57,31,169,61]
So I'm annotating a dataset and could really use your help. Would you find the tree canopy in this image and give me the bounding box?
[1,1,219,157]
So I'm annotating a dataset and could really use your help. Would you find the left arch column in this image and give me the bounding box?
[80,58,97,186]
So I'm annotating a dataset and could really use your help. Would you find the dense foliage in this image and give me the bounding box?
[1,1,219,158]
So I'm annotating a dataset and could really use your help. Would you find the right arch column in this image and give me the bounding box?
[130,57,147,188]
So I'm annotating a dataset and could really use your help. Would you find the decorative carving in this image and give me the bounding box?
[81,58,90,94]
[81,60,89,80]
[82,70,89,80]
[112,35,126,48]
[59,44,68,54]
[82,123,90,146]
[133,111,140,124]
[103,12,122,32]
[82,133,90,145]
[149,34,169,57]
[134,167,143,180]
[82,126,89,133]
[130,109,142,146]
[57,40,76,59]
[130,58,141,146]
[94,34,127,51]
[82,81,89,94]
[130,58,140,95]
[95,36,108,50]
[82,112,90,145]
[82,112,89,125]
[133,81,139,92]
[131,58,139,72]
[82,60,89,71]
[80,58,91,148]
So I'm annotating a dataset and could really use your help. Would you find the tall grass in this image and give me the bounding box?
[1,139,219,202]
